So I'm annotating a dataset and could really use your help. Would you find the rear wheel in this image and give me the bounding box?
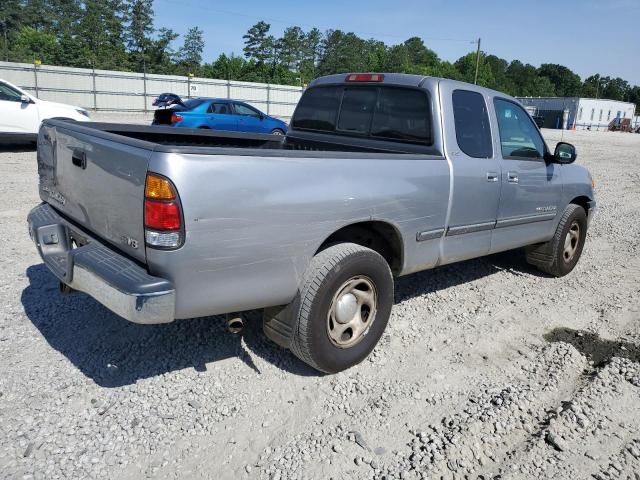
[288,243,393,373]
[270,128,285,136]
[525,204,587,277]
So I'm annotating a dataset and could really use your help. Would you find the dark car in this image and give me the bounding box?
[152,93,183,108]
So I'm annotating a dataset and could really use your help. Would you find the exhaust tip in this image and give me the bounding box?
[226,314,244,334]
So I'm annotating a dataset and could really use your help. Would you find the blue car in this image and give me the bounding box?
[153,98,288,135]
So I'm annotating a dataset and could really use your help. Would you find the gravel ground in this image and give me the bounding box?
[0,125,639,480]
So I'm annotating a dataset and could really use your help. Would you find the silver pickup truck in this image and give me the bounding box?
[28,73,596,373]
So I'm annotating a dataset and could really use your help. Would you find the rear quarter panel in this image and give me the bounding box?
[146,151,450,318]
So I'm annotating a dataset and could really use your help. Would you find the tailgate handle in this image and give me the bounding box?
[72,150,87,169]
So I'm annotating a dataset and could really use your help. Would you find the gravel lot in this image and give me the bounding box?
[0,125,639,480]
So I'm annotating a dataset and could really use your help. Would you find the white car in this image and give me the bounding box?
[0,79,90,143]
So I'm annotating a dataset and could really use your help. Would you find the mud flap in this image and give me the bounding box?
[263,304,296,349]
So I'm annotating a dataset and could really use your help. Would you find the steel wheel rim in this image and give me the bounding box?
[563,221,580,263]
[327,275,377,349]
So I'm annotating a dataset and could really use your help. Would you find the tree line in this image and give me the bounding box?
[1,1,638,111]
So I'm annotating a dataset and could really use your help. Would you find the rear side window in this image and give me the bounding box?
[291,87,341,132]
[292,85,432,145]
[452,90,492,158]
[208,102,230,114]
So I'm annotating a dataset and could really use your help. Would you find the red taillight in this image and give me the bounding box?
[145,200,181,230]
[345,73,384,83]
[171,113,183,123]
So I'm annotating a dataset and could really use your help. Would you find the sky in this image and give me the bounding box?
[153,0,640,85]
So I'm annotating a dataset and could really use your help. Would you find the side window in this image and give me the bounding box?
[234,103,260,117]
[337,87,377,134]
[452,90,492,158]
[493,99,546,159]
[0,82,23,102]
[371,88,431,144]
[208,102,229,114]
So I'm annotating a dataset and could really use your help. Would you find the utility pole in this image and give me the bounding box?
[474,37,481,85]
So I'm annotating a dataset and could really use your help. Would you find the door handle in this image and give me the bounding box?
[486,172,499,182]
[507,171,519,184]
[72,150,87,169]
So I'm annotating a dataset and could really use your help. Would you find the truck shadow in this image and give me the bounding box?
[21,251,543,388]
[394,249,547,303]
[21,264,319,388]
[0,143,37,153]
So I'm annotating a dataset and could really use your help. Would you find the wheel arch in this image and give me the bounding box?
[569,195,592,215]
[314,220,404,275]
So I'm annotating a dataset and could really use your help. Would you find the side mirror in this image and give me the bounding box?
[259,113,265,120]
[20,94,31,103]
[554,142,577,164]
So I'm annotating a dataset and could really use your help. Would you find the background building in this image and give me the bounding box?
[516,96,636,130]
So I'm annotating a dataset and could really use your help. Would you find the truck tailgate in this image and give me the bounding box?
[37,122,151,263]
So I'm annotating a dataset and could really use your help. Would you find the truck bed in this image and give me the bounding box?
[71,122,442,155]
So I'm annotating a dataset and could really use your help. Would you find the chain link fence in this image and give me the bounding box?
[0,61,304,119]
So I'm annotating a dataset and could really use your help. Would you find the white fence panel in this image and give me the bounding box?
[0,61,304,119]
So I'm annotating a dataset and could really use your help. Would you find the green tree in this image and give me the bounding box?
[538,63,581,96]
[125,0,155,71]
[11,26,58,63]
[0,0,23,61]
[505,60,554,96]
[242,21,272,64]
[146,27,178,73]
[317,30,369,75]
[602,77,630,101]
[76,0,128,69]
[403,36,439,71]
[484,54,513,92]
[278,26,304,71]
[176,26,204,75]
[454,51,495,87]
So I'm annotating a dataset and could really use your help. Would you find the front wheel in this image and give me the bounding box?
[526,204,588,277]
[270,128,285,136]
[288,243,394,373]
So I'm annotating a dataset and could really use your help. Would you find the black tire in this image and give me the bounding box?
[525,204,587,277]
[289,243,394,373]
[270,128,285,136]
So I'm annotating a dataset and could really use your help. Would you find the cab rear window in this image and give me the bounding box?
[292,85,432,145]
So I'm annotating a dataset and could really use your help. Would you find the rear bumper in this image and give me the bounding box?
[27,203,175,324]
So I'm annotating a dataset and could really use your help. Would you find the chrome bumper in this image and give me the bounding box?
[27,203,175,324]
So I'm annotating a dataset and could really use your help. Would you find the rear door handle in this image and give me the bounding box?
[486,172,499,182]
[508,171,519,183]
[72,150,87,169]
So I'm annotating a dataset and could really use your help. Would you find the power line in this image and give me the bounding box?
[160,0,476,44]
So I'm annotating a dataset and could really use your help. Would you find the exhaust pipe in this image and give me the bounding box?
[226,313,244,334]
[59,282,75,295]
